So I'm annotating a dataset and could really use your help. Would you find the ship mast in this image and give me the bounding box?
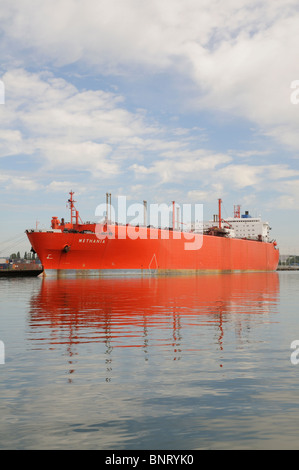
[218,198,222,229]
[234,204,241,218]
[68,191,80,226]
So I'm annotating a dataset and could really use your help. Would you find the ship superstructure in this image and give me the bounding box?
[200,205,271,242]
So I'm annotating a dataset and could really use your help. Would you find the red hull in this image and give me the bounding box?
[26,224,279,276]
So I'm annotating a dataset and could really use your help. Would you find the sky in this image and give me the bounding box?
[1,0,299,256]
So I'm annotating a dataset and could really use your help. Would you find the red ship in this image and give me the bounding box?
[26,192,279,277]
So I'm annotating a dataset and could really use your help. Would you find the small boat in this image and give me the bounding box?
[0,263,43,278]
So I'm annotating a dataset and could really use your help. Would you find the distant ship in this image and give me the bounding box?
[26,192,279,277]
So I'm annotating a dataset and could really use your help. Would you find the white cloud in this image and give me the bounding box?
[216,163,299,190]
[46,181,88,193]
[0,173,42,191]
[0,68,162,177]
[10,176,41,191]
[1,0,298,153]
[130,150,231,184]
[266,164,299,180]
[1,69,148,141]
[183,7,299,150]
[271,179,299,209]
[188,188,222,202]
[1,1,299,212]
[217,164,264,189]
[0,129,32,157]
[0,68,236,193]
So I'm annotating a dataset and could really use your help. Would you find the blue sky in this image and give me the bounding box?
[1,0,299,256]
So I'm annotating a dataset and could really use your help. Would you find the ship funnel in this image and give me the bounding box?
[218,198,222,229]
[176,207,180,231]
[106,192,111,223]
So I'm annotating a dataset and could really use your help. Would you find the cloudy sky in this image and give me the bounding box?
[1,0,299,255]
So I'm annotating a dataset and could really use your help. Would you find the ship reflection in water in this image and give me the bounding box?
[28,272,280,382]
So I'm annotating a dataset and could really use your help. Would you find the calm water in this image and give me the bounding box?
[1,271,299,450]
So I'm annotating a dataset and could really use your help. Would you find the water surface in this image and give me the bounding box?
[1,272,299,449]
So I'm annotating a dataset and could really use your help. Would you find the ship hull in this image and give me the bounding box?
[0,268,43,278]
[26,225,279,277]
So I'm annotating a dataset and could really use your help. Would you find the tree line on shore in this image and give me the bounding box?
[279,256,299,265]
[9,251,36,261]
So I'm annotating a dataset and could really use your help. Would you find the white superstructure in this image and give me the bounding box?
[188,203,271,242]
[224,212,270,242]
[190,211,271,242]
[199,209,271,242]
